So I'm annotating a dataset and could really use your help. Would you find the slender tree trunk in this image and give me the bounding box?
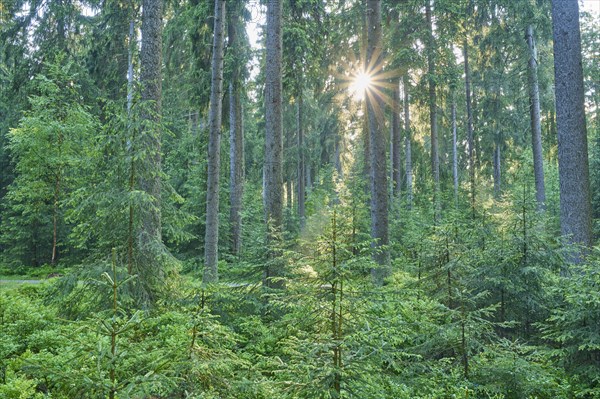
[362,100,371,182]
[452,94,458,205]
[51,172,60,265]
[203,0,226,283]
[229,1,244,257]
[425,0,440,209]
[264,0,284,288]
[366,0,390,285]
[493,142,501,199]
[297,93,306,228]
[391,78,401,196]
[463,39,475,217]
[526,24,546,210]
[552,0,593,261]
[127,19,135,275]
[403,74,413,209]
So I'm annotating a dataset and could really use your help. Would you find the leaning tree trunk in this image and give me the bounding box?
[264,0,285,288]
[229,0,244,257]
[366,0,390,285]
[203,0,226,283]
[403,74,413,209]
[425,0,440,210]
[526,24,546,210]
[552,0,593,262]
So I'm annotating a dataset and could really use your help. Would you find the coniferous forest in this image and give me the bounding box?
[1,0,600,397]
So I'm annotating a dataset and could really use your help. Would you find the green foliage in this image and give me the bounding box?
[1,58,97,268]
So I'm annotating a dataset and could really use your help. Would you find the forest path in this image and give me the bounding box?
[0,279,43,284]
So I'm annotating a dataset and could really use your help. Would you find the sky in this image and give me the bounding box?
[245,1,600,50]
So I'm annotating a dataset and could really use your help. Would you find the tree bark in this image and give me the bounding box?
[140,0,163,244]
[297,93,306,228]
[552,0,593,260]
[391,78,401,196]
[203,0,226,283]
[493,142,501,199]
[425,0,440,208]
[403,74,413,209]
[264,0,285,288]
[229,1,244,257]
[366,0,390,285]
[452,94,458,205]
[463,39,475,217]
[526,24,546,210]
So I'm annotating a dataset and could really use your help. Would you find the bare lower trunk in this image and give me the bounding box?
[426,0,440,211]
[140,0,163,268]
[366,0,390,285]
[526,24,546,209]
[203,0,226,283]
[452,95,458,205]
[51,173,60,265]
[552,0,593,262]
[264,0,285,288]
[297,94,305,227]
[391,78,401,196]
[493,143,501,199]
[229,1,244,257]
[127,19,135,274]
[464,39,475,217]
[403,74,412,209]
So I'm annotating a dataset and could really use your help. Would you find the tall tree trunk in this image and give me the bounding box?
[203,0,226,283]
[51,172,60,265]
[526,24,546,210]
[403,74,413,209]
[425,0,440,209]
[493,142,501,199]
[362,100,371,182]
[452,94,458,206]
[463,39,475,217]
[297,93,306,228]
[366,0,390,285]
[264,0,284,288]
[552,0,593,261]
[139,0,163,291]
[229,1,244,257]
[391,78,401,196]
[127,19,135,275]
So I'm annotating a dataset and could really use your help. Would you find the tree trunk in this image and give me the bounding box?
[403,74,413,209]
[51,172,60,265]
[139,0,163,294]
[426,0,440,208]
[366,0,390,285]
[493,143,501,199]
[391,78,401,196]
[127,19,135,274]
[463,39,475,217]
[452,94,458,205]
[297,93,306,228]
[552,0,593,261]
[264,0,285,288]
[229,1,244,257]
[203,0,226,283]
[526,24,546,210]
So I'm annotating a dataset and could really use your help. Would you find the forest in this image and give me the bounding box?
[0,0,599,397]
